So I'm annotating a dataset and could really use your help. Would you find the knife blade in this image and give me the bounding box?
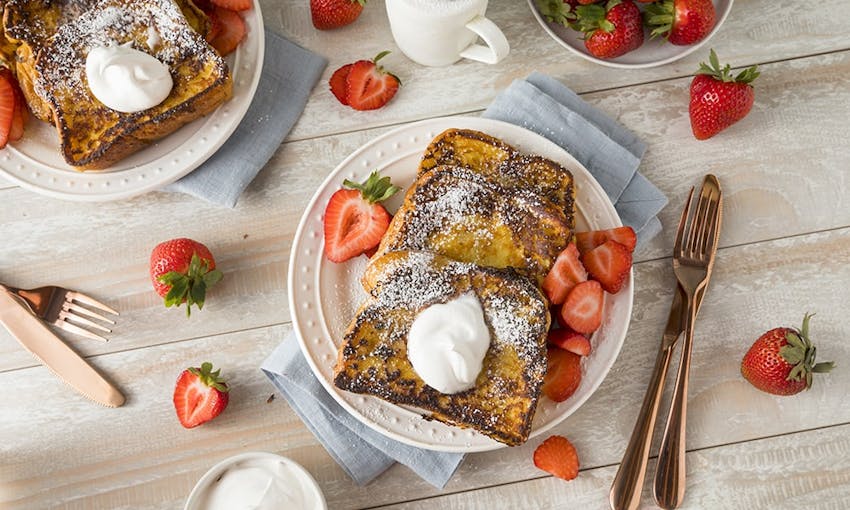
[0,289,124,407]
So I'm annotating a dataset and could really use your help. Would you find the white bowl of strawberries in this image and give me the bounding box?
[529,0,733,68]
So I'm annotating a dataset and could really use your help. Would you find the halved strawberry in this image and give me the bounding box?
[211,0,252,11]
[533,435,580,481]
[543,346,582,402]
[346,51,400,111]
[575,226,637,255]
[542,243,588,305]
[173,362,229,428]
[324,171,400,263]
[559,280,603,334]
[8,71,27,142]
[329,63,353,105]
[581,239,632,294]
[362,245,379,259]
[205,8,223,42]
[548,328,592,356]
[208,7,246,56]
[0,72,15,149]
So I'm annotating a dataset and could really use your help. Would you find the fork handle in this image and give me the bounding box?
[653,290,699,509]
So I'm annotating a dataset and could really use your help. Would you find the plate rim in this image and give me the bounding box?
[0,3,265,201]
[526,0,735,69]
[288,116,634,452]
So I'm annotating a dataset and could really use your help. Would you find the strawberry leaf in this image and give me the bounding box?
[344,170,400,204]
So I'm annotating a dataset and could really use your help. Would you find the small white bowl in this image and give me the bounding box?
[185,452,327,510]
[527,0,734,69]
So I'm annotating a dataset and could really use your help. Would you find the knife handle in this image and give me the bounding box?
[0,290,124,407]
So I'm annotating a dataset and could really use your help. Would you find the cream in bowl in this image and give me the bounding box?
[185,452,326,510]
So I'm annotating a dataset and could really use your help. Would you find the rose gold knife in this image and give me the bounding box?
[0,289,124,407]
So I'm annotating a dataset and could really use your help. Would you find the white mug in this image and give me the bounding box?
[386,0,510,67]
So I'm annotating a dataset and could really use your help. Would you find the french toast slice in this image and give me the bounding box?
[3,0,231,169]
[420,128,576,216]
[371,165,573,285]
[334,250,550,446]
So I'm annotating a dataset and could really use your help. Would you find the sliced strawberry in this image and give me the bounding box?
[559,280,603,334]
[0,72,15,149]
[346,51,400,111]
[173,362,229,428]
[533,435,580,481]
[362,245,379,259]
[542,243,587,305]
[8,71,27,142]
[208,7,246,56]
[211,0,252,11]
[205,8,223,42]
[329,63,353,105]
[581,240,632,294]
[543,346,582,402]
[575,226,637,255]
[323,171,400,263]
[548,328,592,356]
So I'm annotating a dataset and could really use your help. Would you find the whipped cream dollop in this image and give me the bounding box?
[200,458,323,510]
[85,43,172,113]
[407,292,491,394]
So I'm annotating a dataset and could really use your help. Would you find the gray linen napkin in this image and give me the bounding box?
[484,72,667,245]
[165,30,327,207]
[260,333,464,487]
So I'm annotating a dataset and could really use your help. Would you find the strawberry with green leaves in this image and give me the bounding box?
[573,0,644,59]
[150,238,223,317]
[329,51,401,111]
[173,362,230,428]
[741,313,834,396]
[644,0,715,45]
[536,0,576,25]
[689,49,760,140]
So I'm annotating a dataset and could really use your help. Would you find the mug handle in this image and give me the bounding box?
[459,15,510,65]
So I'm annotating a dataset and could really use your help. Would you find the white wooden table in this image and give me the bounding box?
[3,1,850,508]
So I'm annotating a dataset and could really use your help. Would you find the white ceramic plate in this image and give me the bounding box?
[527,0,734,69]
[289,117,633,452]
[0,4,265,201]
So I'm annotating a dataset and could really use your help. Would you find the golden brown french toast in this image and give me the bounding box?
[420,128,576,216]
[3,0,231,169]
[371,165,573,285]
[334,250,550,447]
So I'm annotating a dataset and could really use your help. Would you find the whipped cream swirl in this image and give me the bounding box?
[407,292,491,394]
[201,458,323,510]
[85,43,173,113]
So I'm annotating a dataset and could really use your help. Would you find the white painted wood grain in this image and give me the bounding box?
[2,228,848,509]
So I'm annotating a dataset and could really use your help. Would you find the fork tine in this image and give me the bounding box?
[63,302,116,325]
[704,191,722,255]
[52,319,109,342]
[66,291,119,316]
[674,187,695,257]
[690,185,714,256]
[59,309,112,333]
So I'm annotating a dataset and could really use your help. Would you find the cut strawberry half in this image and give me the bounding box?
[559,280,603,334]
[323,171,400,263]
[575,226,637,255]
[533,435,580,481]
[0,71,15,149]
[581,239,632,294]
[173,362,229,428]
[542,243,587,305]
[346,51,400,111]
[329,63,353,105]
[208,7,246,56]
[548,328,592,356]
[211,0,252,11]
[543,346,582,402]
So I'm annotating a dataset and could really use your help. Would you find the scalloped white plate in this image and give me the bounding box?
[528,0,734,69]
[0,3,265,201]
[289,117,633,452]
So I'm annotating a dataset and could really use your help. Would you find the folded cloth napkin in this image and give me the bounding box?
[165,30,327,207]
[261,333,464,487]
[483,72,667,246]
[261,72,667,489]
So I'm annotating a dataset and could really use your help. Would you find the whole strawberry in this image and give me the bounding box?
[311,0,366,30]
[150,238,223,316]
[741,313,834,396]
[689,49,759,140]
[173,362,229,428]
[573,0,644,60]
[644,0,715,45]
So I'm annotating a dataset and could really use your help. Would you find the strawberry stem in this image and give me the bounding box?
[536,0,574,25]
[696,49,760,84]
[343,170,400,204]
[778,312,834,389]
[188,362,229,392]
[157,254,223,317]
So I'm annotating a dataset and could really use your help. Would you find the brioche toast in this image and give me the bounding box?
[420,128,576,216]
[334,250,550,446]
[3,0,232,169]
[371,165,573,285]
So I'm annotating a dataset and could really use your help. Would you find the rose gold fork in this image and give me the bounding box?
[0,283,118,342]
[653,175,723,509]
